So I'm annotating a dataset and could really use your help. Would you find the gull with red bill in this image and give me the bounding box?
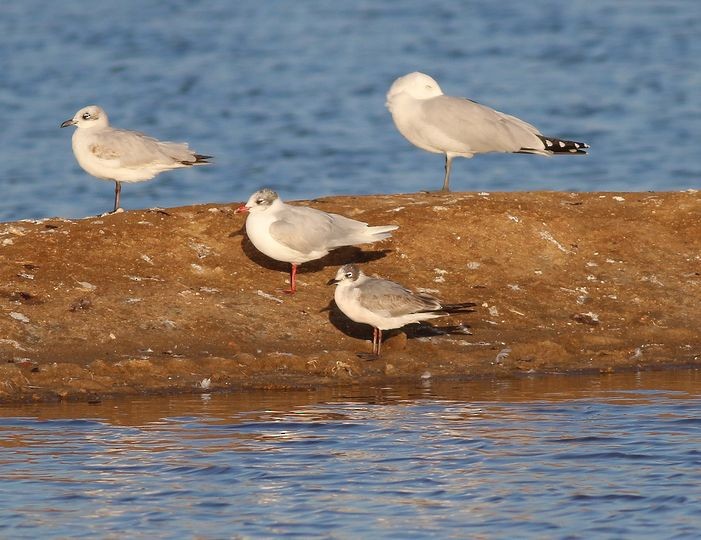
[235,189,398,294]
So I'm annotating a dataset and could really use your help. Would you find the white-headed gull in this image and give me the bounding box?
[386,72,589,191]
[328,263,475,358]
[236,189,398,294]
[60,105,211,212]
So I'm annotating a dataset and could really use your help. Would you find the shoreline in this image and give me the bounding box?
[1,191,700,403]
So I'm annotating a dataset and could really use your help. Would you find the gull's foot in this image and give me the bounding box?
[356,352,380,361]
[277,288,296,295]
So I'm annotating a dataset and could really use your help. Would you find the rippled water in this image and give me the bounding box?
[1,371,699,538]
[1,1,700,220]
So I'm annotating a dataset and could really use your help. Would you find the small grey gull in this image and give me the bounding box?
[386,72,589,191]
[328,263,475,358]
[60,105,211,212]
[236,189,398,294]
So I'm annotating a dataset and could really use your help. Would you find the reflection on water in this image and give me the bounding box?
[1,371,700,538]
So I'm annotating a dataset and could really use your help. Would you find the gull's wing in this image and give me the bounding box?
[421,95,546,154]
[357,277,442,317]
[268,206,343,254]
[89,128,198,168]
[269,205,380,254]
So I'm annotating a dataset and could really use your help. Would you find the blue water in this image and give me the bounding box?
[0,371,700,538]
[1,1,700,220]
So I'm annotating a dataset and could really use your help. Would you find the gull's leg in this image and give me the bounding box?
[376,329,383,357]
[114,181,122,212]
[280,263,298,294]
[441,155,453,192]
[358,327,380,360]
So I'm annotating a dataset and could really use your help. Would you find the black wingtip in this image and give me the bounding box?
[537,135,589,154]
[194,154,213,164]
[442,302,478,314]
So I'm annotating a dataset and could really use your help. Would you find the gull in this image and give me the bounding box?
[235,189,398,294]
[386,72,589,191]
[328,264,475,358]
[60,105,211,213]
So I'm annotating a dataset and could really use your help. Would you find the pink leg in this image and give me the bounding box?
[281,263,298,294]
[376,329,383,357]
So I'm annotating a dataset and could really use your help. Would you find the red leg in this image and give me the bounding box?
[358,327,381,360]
[281,263,297,294]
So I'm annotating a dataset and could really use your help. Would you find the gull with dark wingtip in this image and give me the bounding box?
[328,263,475,358]
[386,72,589,191]
[61,105,211,213]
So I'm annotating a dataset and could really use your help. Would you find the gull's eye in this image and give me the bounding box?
[345,272,353,278]
[82,112,91,120]
[256,198,265,205]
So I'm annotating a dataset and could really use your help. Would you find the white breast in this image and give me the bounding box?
[71,130,161,183]
[245,211,308,264]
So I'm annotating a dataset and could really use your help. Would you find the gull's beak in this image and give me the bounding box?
[326,277,340,286]
[234,205,249,214]
[60,119,76,128]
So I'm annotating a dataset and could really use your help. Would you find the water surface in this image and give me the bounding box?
[1,370,699,538]
[1,1,700,220]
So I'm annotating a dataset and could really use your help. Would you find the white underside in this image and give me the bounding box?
[245,210,327,265]
[72,130,188,183]
[334,280,443,331]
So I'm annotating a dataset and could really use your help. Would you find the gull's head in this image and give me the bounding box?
[327,264,362,286]
[386,72,443,109]
[235,188,280,214]
[60,105,109,129]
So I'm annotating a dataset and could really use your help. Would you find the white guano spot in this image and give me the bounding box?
[9,312,30,323]
[0,338,26,350]
[256,290,283,304]
[539,230,571,253]
[433,268,447,283]
[76,281,96,291]
[495,347,511,363]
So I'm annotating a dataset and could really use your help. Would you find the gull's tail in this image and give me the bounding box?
[536,136,589,155]
[191,154,213,165]
[366,224,399,242]
[418,301,477,316]
[440,302,477,314]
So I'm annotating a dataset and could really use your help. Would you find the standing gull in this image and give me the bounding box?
[328,264,475,358]
[386,72,589,191]
[236,189,398,294]
[60,105,211,212]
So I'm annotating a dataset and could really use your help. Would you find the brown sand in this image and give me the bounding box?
[1,191,699,402]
